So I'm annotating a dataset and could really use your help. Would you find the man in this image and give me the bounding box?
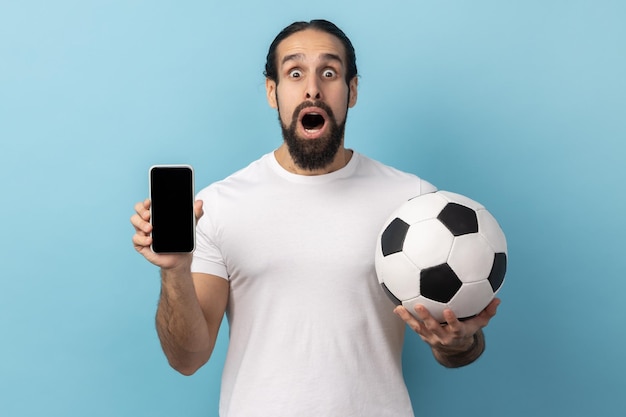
[131,19,499,416]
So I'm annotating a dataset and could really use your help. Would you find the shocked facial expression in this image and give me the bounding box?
[266,29,358,170]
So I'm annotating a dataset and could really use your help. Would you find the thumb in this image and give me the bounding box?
[194,200,204,222]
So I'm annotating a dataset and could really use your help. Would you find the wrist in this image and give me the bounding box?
[433,330,485,368]
[160,258,193,279]
[457,334,477,352]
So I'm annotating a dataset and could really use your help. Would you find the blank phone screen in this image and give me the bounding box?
[149,166,194,253]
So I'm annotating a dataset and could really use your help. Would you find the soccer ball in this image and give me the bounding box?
[375,190,507,323]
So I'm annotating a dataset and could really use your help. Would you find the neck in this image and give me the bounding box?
[274,144,353,176]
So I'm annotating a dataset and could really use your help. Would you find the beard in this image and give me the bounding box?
[278,100,347,171]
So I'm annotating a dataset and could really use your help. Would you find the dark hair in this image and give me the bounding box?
[264,19,358,84]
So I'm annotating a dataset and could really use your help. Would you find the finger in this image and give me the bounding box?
[130,212,152,234]
[134,199,151,222]
[394,305,414,323]
[132,231,152,249]
[194,200,204,222]
[134,200,146,213]
[394,306,426,334]
[442,308,462,330]
[141,199,152,221]
[486,297,501,316]
[448,299,500,336]
[132,200,153,229]
[413,304,442,332]
[441,309,479,346]
[476,298,500,323]
[129,213,143,231]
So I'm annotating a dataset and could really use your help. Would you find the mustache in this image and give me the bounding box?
[291,100,336,121]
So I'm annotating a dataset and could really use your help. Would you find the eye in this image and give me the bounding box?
[288,69,302,78]
[322,69,337,78]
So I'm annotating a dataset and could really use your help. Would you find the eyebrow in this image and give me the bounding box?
[281,52,343,66]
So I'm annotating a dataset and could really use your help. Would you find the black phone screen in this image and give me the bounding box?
[149,165,195,253]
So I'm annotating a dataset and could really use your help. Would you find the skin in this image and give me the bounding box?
[130,28,499,375]
[395,300,499,367]
[131,198,227,375]
[266,29,358,176]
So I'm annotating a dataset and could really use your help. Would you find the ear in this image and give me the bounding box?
[266,78,278,109]
[348,76,358,108]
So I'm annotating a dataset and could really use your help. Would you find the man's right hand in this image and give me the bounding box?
[130,198,204,270]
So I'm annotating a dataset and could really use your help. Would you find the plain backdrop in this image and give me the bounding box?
[1,1,625,416]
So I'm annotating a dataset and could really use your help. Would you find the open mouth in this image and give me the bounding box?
[301,112,326,131]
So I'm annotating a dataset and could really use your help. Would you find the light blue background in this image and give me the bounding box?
[1,1,624,416]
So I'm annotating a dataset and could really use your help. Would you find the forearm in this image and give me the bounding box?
[156,265,213,375]
[432,329,485,368]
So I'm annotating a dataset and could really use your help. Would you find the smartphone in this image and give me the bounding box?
[149,165,195,253]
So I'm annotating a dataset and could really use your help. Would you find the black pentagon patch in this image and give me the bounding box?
[381,283,402,306]
[437,203,478,236]
[420,263,462,303]
[381,218,410,256]
[488,253,507,292]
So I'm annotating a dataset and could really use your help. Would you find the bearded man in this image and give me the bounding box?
[131,19,499,417]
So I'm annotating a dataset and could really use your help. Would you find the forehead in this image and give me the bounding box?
[276,29,347,66]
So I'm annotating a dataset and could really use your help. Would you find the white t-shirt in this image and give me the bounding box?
[192,151,436,417]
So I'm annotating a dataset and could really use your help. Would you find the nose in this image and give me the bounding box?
[305,77,321,100]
